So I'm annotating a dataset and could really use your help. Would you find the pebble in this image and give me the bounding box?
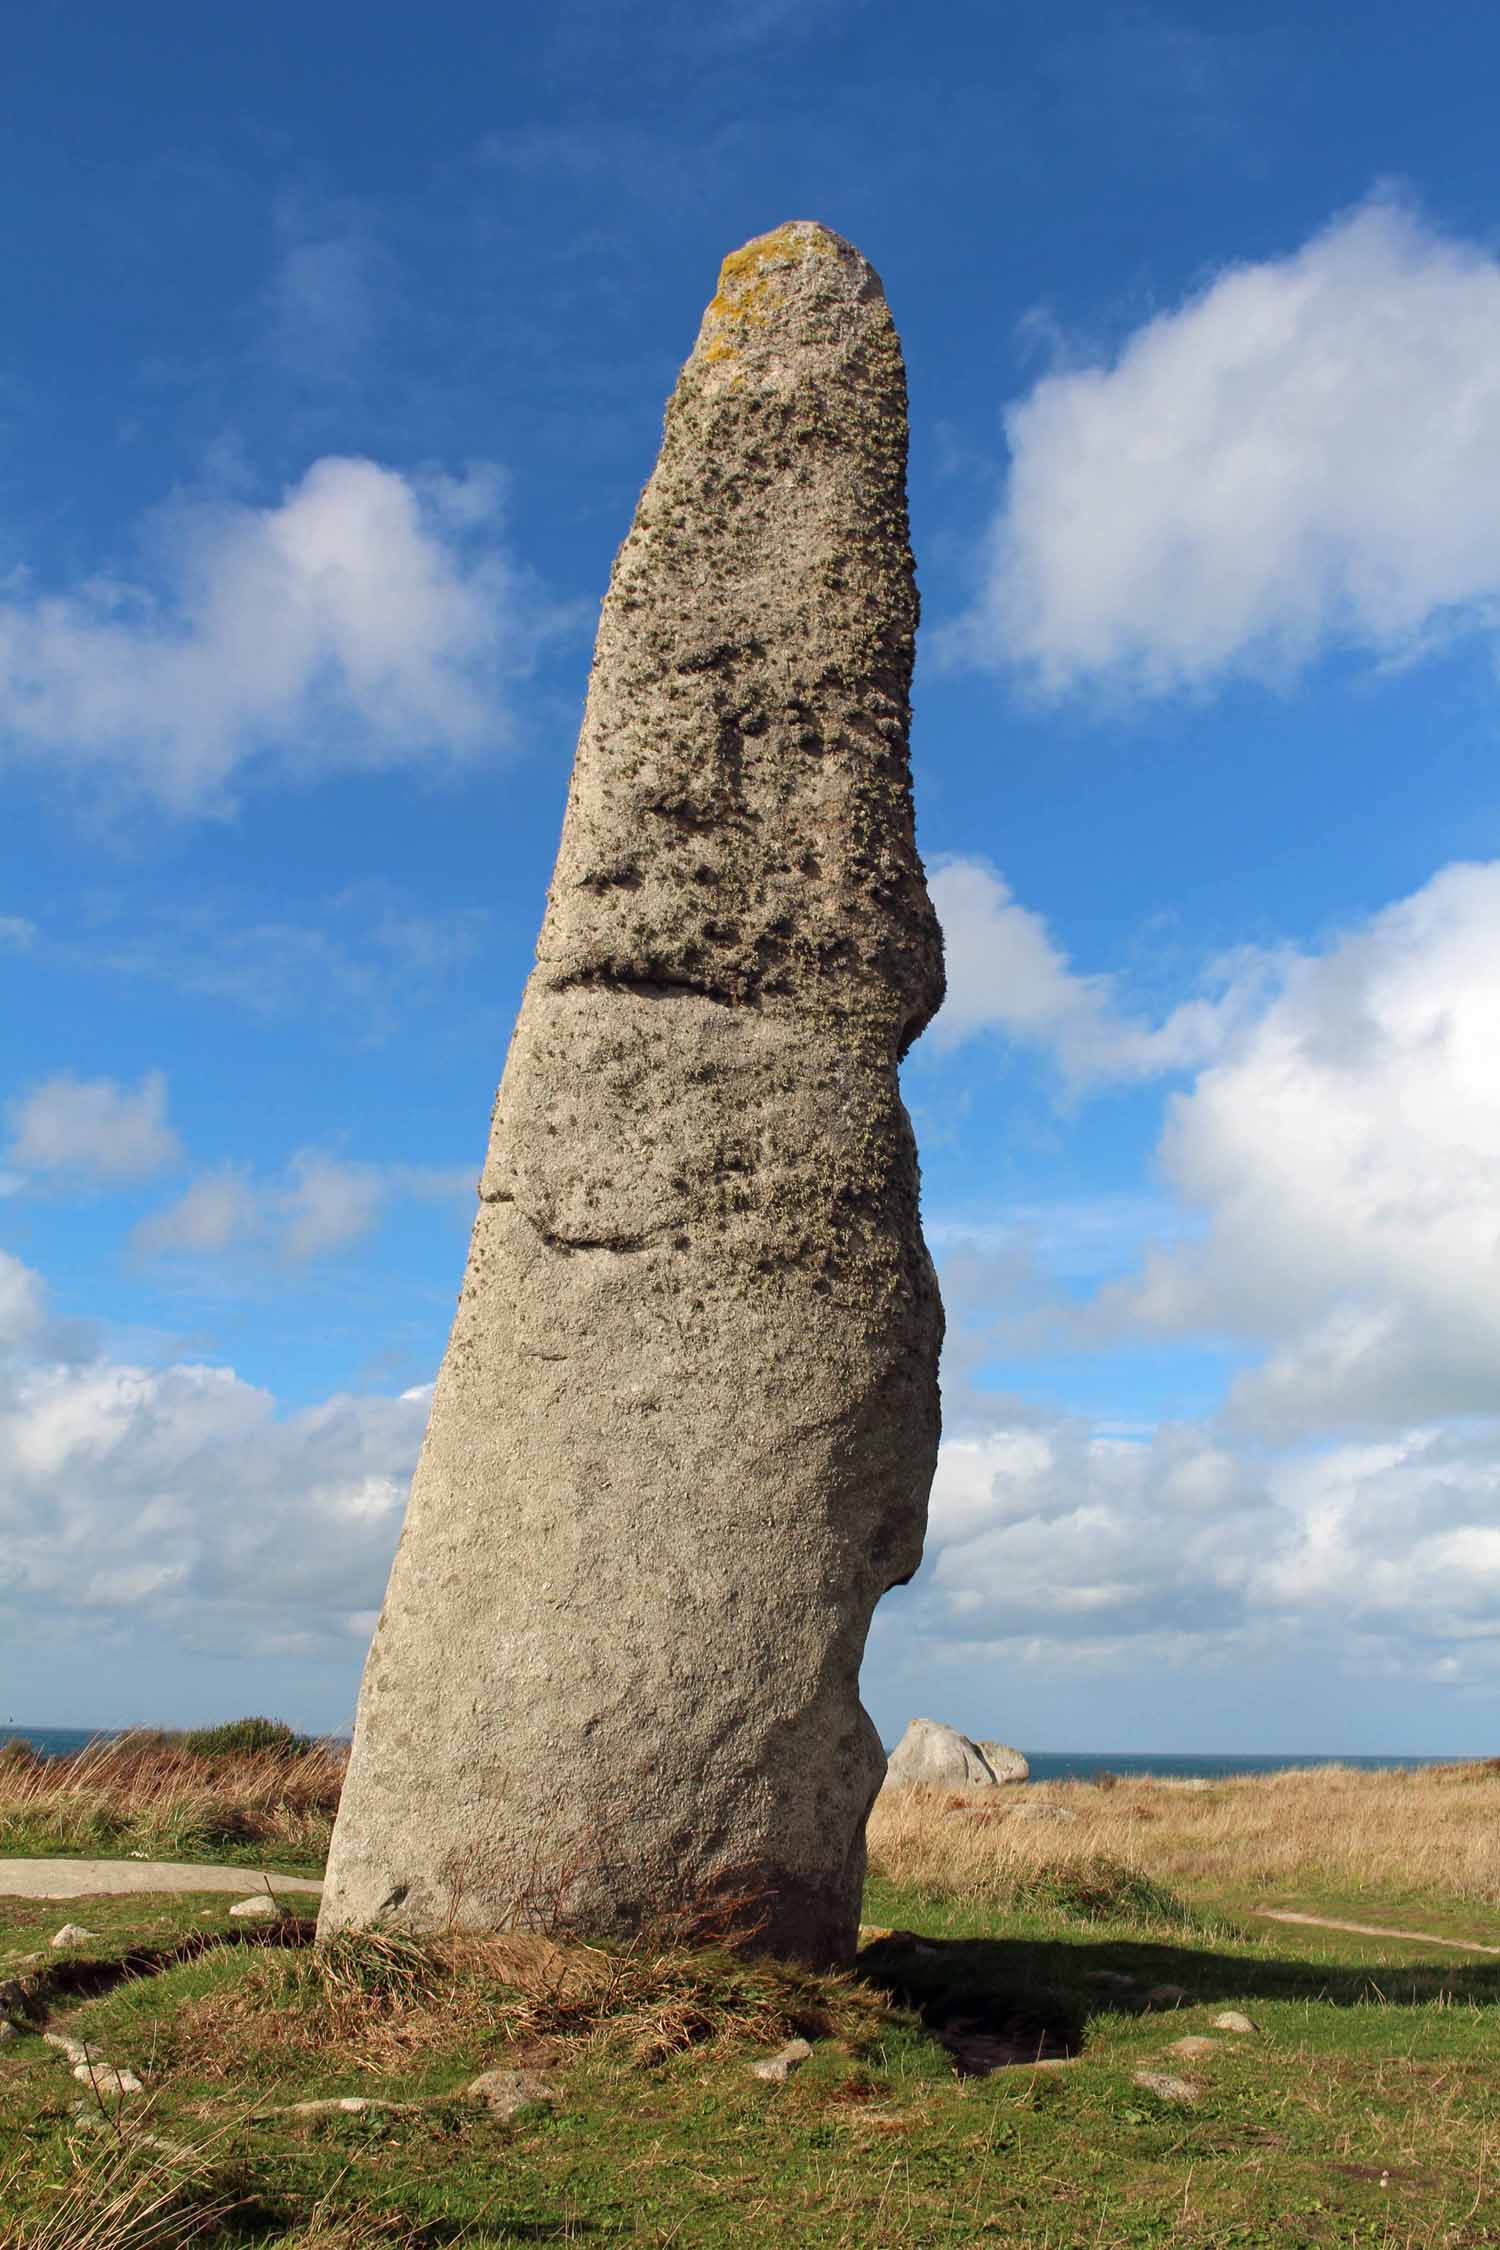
[1213,2010,1258,2034]
[750,2037,814,2084]
[49,1925,97,1948]
[73,2062,143,2096]
[1133,2069,1199,2106]
[228,1896,281,1919]
[44,2032,104,2066]
[1167,2036,1218,2059]
[0,2020,17,2044]
[466,2068,560,2120]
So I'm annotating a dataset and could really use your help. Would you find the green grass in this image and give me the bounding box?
[0,1821,329,1879]
[3,1865,1496,2248]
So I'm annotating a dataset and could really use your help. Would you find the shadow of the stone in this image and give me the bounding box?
[855,1929,1500,2078]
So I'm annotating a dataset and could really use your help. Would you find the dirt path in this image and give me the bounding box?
[1255,1907,1500,1955]
[0,1859,322,1899]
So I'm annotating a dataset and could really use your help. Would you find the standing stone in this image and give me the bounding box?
[318,222,944,1967]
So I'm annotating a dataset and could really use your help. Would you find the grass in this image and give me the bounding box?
[1,1753,1497,2245]
[0,1735,340,1876]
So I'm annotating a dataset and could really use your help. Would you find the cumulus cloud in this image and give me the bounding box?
[0,456,548,811]
[929,854,1270,1080]
[0,1250,45,1350]
[960,196,1500,693]
[0,1250,425,1653]
[1098,860,1500,1431]
[6,1070,181,1186]
[133,1151,472,1265]
[910,1397,1500,1686]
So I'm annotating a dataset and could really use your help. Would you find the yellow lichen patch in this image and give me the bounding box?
[701,223,838,353]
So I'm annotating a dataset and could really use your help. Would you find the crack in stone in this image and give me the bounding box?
[551,967,745,1007]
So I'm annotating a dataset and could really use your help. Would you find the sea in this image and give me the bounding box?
[3,1725,1460,1780]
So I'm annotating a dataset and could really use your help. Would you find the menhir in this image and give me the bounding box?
[318,221,945,1965]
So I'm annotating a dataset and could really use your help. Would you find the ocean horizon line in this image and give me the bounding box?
[4,1725,1481,1777]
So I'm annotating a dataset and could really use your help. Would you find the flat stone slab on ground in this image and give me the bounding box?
[467,2069,560,2120]
[750,2037,814,2084]
[1134,2069,1200,2105]
[0,1859,323,1900]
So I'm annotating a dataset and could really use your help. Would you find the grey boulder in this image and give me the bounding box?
[884,1718,1000,1790]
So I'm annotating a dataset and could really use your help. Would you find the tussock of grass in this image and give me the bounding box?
[0,2135,247,2250]
[182,1921,889,2082]
[0,1731,344,1867]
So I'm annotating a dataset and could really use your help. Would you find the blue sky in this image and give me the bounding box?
[5,0,1500,1752]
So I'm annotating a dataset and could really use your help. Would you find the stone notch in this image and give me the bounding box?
[317,221,945,1966]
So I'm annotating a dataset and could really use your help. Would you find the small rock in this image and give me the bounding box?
[1213,2010,1257,2034]
[228,1896,281,1919]
[750,2037,814,2084]
[466,2068,559,2121]
[1167,2036,1218,2060]
[1133,2069,1199,2106]
[49,1924,97,1948]
[44,2032,104,2066]
[0,2019,18,2043]
[1085,1970,1137,1990]
[68,2098,109,2132]
[1006,1802,1078,1824]
[288,2095,373,2117]
[1144,1983,1190,2006]
[73,2062,143,2096]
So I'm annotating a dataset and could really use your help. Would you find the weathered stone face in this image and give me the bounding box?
[317,221,944,1966]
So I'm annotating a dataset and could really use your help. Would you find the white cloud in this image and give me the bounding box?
[929,854,1269,1080]
[911,1399,1500,1685]
[0,1246,424,1652]
[6,1070,181,1186]
[133,1151,473,1266]
[131,1169,260,1258]
[0,456,547,811]
[0,1365,423,1644]
[1101,860,1500,1431]
[961,196,1500,693]
[0,1250,45,1350]
[278,1152,387,1262]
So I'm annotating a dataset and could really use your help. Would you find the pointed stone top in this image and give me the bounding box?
[694,220,889,381]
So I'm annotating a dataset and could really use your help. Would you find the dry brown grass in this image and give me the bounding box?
[0,2133,242,2250]
[866,1761,1500,1911]
[179,1919,887,2083]
[0,1731,345,1863]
